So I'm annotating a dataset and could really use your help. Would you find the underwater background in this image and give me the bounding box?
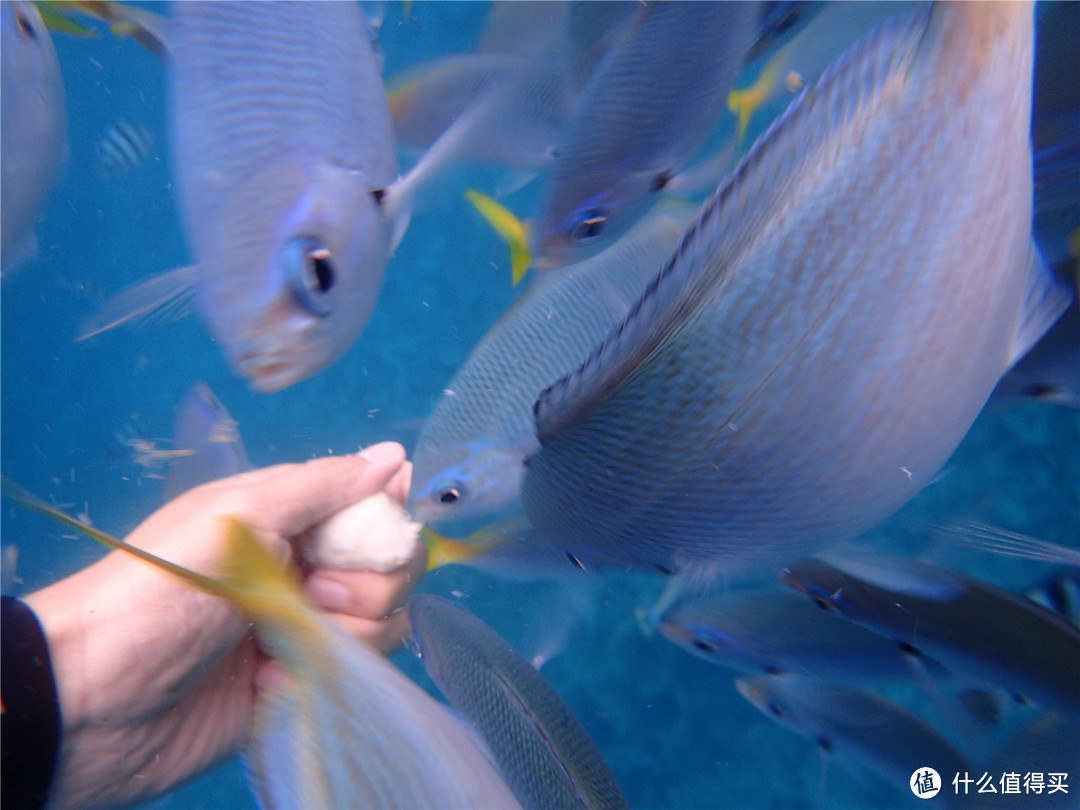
[1,3,1077,809]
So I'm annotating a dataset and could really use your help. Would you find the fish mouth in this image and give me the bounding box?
[236,351,309,393]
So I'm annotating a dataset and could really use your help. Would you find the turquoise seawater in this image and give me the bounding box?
[2,4,1077,809]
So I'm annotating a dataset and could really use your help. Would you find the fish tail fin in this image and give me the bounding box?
[35,3,98,36]
[727,58,783,150]
[1,478,326,654]
[1,476,225,596]
[465,189,531,286]
[62,1,170,59]
[420,525,504,572]
[1006,242,1073,370]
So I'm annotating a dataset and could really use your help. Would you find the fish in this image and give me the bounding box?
[172,2,400,392]
[780,554,1080,715]
[164,383,252,502]
[1,0,67,273]
[528,1,759,270]
[408,203,691,526]
[735,673,970,794]
[95,119,153,177]
[407,593,628,810]
[652,583,929,684]
[84,2,400,393]
[1,480,522,809]
[521,3,1069,577]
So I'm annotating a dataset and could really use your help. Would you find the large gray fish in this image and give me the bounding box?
[781,554,1080,716]
[736,673,970,794]
[408,593,628,810]
[522,3,1069,576]
[528,1,759,269]
[169,2,398,392]
[4,486,522,810]
[653,584,930,683]
[409,204,692,525]
[1,0,66,273]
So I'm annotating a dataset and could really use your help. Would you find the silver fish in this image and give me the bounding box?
[528,1,759,269]
[1,0,66,272]
[407,593,628,810]
[780,554,1080,715]
[164,383,251,501]
[409,204,691,525]
[736,673,970,791]
[653,584,928,683]
[521,3,1068,576]
[170,1,398,392]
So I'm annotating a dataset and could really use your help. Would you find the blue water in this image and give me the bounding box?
[2,4,1077,809]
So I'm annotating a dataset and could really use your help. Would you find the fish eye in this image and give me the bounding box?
[16,11,36,39]
[767,701,787,719]
[371,188,386,206]
[570,211,606,243]
[566,552,586,571]
[437,485,462,505]
[284,236,335,317]
[812,597,836,613]
[691,637,718,654]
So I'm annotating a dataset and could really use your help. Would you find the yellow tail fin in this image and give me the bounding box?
[465,189,532,286]
[1,477,325,648]
[420,525,507,572]
[727,58,783,151]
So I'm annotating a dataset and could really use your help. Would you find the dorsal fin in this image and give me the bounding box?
[533,7,932,446]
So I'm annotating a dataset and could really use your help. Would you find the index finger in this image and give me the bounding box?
[239,443,407,537]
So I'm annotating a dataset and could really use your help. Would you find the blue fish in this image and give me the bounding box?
[409,204,691,525]
[528,1,760,269]
[521,3,1069,576]
[408,593,628,810]
[736,673,970,795]
[653,584,929,683]
[1,1,66,273]
[780,554,1080,715]
[82,2,401,393]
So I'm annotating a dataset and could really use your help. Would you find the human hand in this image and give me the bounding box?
[23,442,425,809]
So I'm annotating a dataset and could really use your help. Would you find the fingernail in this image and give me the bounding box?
[358,442,402,465]
[307,577,350,612]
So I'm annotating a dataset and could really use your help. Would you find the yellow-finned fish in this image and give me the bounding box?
[1,479,521,809]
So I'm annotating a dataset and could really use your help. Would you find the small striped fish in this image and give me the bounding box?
[96,119,153,176]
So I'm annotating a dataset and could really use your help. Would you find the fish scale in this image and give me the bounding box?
[409,207,691,524]
[523,3,1063,575]
[409,594,628,810]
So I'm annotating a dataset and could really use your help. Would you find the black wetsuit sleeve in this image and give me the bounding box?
[2,595,61,810]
